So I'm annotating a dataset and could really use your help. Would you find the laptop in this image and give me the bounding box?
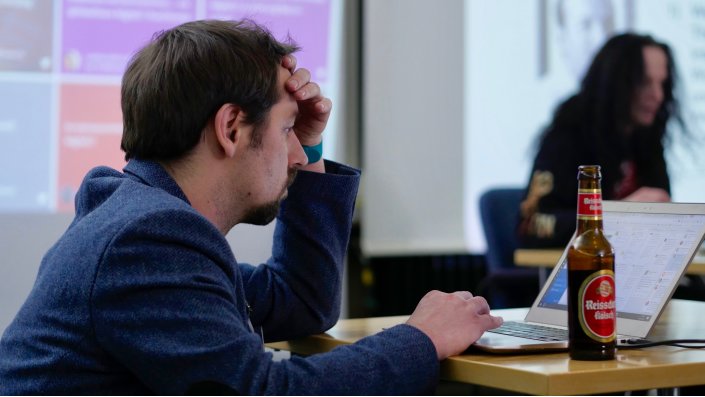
[473,200,705,353]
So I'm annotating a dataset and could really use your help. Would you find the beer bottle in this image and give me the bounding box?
[567,165,616,360]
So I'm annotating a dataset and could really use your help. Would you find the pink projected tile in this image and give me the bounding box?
[61,0,197,75]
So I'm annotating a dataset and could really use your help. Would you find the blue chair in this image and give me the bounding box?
[478,188,539,308]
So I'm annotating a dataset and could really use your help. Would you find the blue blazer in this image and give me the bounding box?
[0,159,438,395]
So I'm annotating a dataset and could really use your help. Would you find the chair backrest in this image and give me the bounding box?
[479,187,525,273]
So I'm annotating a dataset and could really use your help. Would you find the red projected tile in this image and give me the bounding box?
[57,83,125,212]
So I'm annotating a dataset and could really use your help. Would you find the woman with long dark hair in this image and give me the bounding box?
[519,33,688,247]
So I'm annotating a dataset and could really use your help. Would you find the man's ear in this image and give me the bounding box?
[213,103,246,158]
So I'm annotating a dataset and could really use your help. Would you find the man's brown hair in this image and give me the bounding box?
[121,19,299,161]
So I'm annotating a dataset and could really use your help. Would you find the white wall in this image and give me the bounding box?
[0,215,72,334]
[361,0,469,256]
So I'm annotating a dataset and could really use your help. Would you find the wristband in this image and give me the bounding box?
[302,141,323,163]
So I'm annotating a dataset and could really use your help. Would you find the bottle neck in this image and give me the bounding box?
[576,217,604,234]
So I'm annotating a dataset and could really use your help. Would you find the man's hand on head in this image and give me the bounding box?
[281,55,332,148]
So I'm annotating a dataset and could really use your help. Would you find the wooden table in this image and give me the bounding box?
[268,299,705,395]
[515,249,705,279]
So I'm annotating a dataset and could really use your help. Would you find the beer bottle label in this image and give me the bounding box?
[577,189,602,220]
[578,270,616,342]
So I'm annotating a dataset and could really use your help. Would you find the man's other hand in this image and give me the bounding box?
[406,290,504,360]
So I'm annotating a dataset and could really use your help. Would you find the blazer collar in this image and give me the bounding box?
[123,159,191,205]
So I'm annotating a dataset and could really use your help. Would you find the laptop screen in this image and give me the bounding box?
[533,203,705,327]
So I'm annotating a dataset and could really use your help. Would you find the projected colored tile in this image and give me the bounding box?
[57,84,124,212]
[0,81,52,211]
[0,2,53,72]
[61,0,197,75]
[205,0,331,83]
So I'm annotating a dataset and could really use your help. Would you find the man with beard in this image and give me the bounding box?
[0,19,502,395]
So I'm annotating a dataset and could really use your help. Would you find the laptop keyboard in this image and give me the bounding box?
[488,321,568,342]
